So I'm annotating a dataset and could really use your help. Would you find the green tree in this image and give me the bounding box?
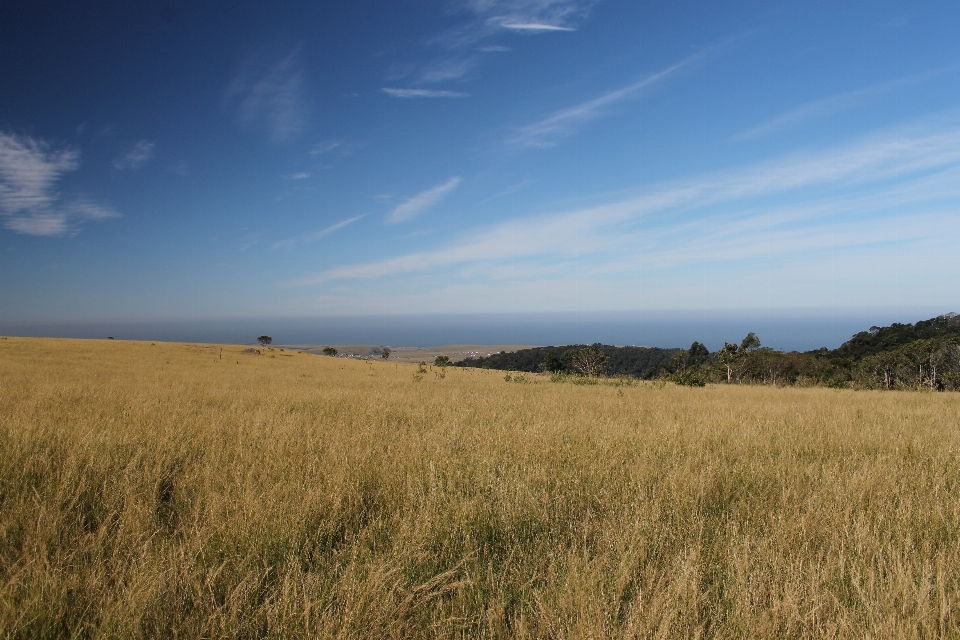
[753,348,787,386]
[898,339,940,389]
[716,343,739,383]
[322,347,337,356]
[713,334,759,383]
[870,351,900,390]
[381,348,391,360]
[257,335,272,346]
[572,347,608,377]
[434,355,450,367]
[673,368,706,387]
[735,333,762,383]
[670,341,711,386]
[687,341,710,367]
[413,361,427,382]
[740,332,761,351]
[541,349,564,373]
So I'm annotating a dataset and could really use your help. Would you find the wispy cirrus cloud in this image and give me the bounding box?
[430,0,593,50]
[500,22,575,31]
[417,58,479,84]
[113,140,155,170]
[288,116,960,285]
[463,0,597,33]
[0,133,77,214]
[732,68,952,141]
[272,214,365,249]
[508,58,691,148]
[309,140,342,156]
[382,88,471,98]
[0,132,117,236]
[397,1,592,86]
[225,49,307,142]
[387,177,461,223]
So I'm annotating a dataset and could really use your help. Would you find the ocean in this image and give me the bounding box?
[1,308,946,352]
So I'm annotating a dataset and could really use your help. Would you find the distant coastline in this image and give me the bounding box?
[0,308,946,353]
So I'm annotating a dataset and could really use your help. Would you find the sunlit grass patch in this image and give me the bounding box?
[2,337,960,638]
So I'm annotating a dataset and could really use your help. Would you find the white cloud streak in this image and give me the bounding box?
[733,68,952,141]
[500,22,574,31]
[225,50,307,142]
[297,206,615,284]
[508,58,691,148]
[289,118,960,285]
[465,0,596,32]
[272,215,365,250]
[309,140,342,156]
[411,1,592,84]
[382,88,471,98]
[0,132,117,236]
[112,140,155,170]
[0,133,77,213]
[386,177,461,224]
[417,58,479,84]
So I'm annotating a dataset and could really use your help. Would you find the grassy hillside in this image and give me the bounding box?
[3,337,960,638]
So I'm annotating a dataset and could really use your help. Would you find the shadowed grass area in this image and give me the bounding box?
[2,337,960,638]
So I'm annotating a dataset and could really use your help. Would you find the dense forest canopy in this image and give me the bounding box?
[455,345,679,379]
[822,313,960,361]
[456,314,960,391]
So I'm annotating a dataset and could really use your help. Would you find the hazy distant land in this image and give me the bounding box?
[282,343,535,364]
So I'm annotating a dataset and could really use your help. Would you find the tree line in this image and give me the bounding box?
[660,313,960,390]
[455,344,679,378]
[456,313,960,391]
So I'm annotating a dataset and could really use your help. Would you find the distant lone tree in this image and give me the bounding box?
[572,346,608,377]
[322,347,337,356]
[257,335,272,346]
[434,355,450,367]
[381,348,391,360]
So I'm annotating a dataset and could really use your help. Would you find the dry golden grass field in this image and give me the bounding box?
[3,337,960,638]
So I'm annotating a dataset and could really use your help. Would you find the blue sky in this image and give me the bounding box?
[1,1,959,327]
